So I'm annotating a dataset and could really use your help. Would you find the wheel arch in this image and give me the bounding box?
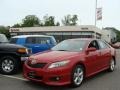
[112,56,116,65]
[73,61,86,77]
[0,52,19,58]
[0,53,21,62]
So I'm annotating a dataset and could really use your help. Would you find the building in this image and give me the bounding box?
[101,28,117,44]
[10,25,102,42]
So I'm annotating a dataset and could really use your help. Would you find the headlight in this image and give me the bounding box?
[29,58,37,65]
[48,60,70,69]
[17,48,28,54]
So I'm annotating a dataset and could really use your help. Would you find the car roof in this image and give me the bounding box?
[66,38,97,42]
[12,35,53,38]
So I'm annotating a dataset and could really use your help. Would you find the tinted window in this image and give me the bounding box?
[88,40,99,50]
[98,40,109,49]
[10,38,18,44]
[26,37,51,44]
[26,37,36,44]
[52,40,86,52]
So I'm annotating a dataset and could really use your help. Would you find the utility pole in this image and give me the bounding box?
[95,0,97,26]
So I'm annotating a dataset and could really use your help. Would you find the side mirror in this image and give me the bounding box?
[86,47,96,53]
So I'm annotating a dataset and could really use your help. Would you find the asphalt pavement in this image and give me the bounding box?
[0,49,120,90]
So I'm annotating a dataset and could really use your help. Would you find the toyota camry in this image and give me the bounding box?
[23,39,116,87]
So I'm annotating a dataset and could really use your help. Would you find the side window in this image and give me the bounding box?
[88,40,99,50]
[35,37,42,44]
[98,40,109,49]
[41,37,51,44]
[26,37,51,44]
[26,37,36,44]
[35,37,51,44]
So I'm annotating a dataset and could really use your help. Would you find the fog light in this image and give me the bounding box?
[56,77,60,80]
[50,77,61,81]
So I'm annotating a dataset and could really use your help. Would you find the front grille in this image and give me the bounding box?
[28,62,47,68]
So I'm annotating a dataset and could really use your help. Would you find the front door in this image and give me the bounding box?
[85,40,101,76]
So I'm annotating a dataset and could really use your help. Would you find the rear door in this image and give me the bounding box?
[97,40,111,68]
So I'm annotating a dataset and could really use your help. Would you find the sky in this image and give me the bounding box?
[0,0,120,30]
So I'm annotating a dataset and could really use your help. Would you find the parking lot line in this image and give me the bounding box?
[0,74,28,81]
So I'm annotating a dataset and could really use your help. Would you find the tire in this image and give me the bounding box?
[71,65,84,87]
[108,59,115,72]
[0,56,20,75]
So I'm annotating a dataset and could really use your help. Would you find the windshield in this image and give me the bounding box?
[10,38,18,44]
[0,34,8,43]
[52,40,87,52]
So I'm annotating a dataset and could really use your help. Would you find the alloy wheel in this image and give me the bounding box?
[2,59,14,73]
[72,65,84,86]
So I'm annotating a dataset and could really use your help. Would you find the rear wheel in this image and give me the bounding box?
[71,65,84,87]
[108,59,115,72]
[0,56,20,75]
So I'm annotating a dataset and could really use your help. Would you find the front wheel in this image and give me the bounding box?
[0,56,20,75]
[108,59,115,72]
[71,65,84,87]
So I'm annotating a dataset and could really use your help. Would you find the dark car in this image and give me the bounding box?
[24,38,116,87]
[0,34,29,75]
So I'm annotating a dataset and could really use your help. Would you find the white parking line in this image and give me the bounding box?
[0,74,28,81]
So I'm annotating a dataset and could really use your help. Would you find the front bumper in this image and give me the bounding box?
[21,57,29,61]
[23,63,72,86]
[19,53,30,61]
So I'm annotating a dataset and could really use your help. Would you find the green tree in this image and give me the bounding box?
[62,15,71,26]
[0,26,10,38]
[117,32,120,41]
[22,15,40,27]
[71,15,78,25]
[112,28,120,42]
[12,23,21,28]
[43,15,60,26]
[56,22,60,26]
[62,14,78,26]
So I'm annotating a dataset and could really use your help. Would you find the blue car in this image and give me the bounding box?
[10,35,57,54]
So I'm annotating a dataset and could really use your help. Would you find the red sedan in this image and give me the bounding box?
[23,39,116,87]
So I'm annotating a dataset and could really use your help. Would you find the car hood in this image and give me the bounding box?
[30,50,80,63]
[0,43,25,48]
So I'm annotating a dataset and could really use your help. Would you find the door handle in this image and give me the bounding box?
[99,52,101,55]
